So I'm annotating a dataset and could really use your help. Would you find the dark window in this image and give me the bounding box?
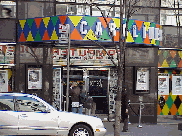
[0,95,14,111]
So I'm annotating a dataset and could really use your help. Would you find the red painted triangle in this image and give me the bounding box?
[143,34,150,44]
[70,28,83,40]
[19,31,26,42]
[34,18,42,29]
[158,62,161,67]
[114,30,119,42]
[98,17,111,28]
[156,24,160,28]
[178,60,182,68]
[135,20,144,31]
[42,30,50,41]
[59,16,67,24]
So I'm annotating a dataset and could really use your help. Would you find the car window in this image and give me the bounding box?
[0,95,14,111]
[15,96,47,112]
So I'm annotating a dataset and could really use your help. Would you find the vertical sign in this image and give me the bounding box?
[59,24,69,44]
[28,68,42,89]
[158,73,169,95]
[172,74,182,95]
[136,68,149,91]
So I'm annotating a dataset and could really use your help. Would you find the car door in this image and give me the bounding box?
[0,95,19,135]
[16,95,59,135]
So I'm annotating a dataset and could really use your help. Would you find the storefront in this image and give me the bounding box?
[18,15,162,122]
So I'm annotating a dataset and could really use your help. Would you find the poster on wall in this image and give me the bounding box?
[158,73,169,95]
[172,74,182,95]
[28,68,42,89]
[136,68,149,90]
[0,70,8,92]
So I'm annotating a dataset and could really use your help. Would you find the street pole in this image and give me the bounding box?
[66,25,71,111]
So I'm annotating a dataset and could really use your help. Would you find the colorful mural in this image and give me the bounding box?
[158,50,182,68]
[18,15,162,46]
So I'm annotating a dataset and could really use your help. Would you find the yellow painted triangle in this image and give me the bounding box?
[150,39,156,45]
[126,31,134,42]
[161,60,169,67]
[84,29,97,40]
[180,70,182,74]
[112,18,120,29]
[144,22,150,31]
[164,70,168,73]
[43,17,50,28]
[158,95,161,101]
[19,20,26,30]
[162,104,169,115]
[178,51,182,59]
[160,25,162,29]
[158,50,161,55]
[27,31,34,41]
[51,29,58,40]
[170,92,177,101]
[69,16,83,27]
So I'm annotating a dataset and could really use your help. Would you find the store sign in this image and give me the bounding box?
[18,15,162,46]
[53,48,118,66]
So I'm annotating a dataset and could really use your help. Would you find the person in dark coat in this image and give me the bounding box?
[69,82,82,114]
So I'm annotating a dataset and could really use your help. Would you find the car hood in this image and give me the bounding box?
[57,111,104,129]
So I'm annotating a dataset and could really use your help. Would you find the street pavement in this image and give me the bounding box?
[96,115,182,136]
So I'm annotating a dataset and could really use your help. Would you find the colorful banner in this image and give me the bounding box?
[28,68,42,89]
[158,73,169,95]
[53,48,118,66]
[18,15,162,46]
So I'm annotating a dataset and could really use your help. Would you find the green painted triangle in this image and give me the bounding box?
[163,51,168,58]
[34,30,42,41]
[128,20,135,30]
[84,16,98,27]
[160,111,163,115]
[166,95,173,109]
[99,30,110,40]
[134,33,143,43]
[170,60,177,68]
[168,70,173,75]
[151,23,155,27]
[156,40,159,46]
[51,16,59,27]
[27,19,34,29]
[176,111,179,115]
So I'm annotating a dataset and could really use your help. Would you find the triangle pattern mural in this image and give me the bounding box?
[18,15,162,47]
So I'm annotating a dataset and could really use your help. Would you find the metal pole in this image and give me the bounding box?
[66,24,71,111]
[138,101,142,128]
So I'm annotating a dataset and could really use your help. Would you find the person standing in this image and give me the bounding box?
[69,82,82,114]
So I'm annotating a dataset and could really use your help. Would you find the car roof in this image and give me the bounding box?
[0,93,31,97]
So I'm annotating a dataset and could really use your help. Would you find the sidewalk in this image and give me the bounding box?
[93,114,182,136]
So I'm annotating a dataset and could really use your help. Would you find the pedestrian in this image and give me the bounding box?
[69,82,82,114]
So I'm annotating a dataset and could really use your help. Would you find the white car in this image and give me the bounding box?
[0,93,107,136]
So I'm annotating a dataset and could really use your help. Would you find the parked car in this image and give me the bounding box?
[0,93,106,136]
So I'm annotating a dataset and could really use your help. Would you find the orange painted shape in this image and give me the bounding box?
[42,30,50,40]
[134,20,144,31]
[170,103,178,115]
[178,95,182,102]
[59,16,67,24]
[19,31,26,42]
[143,34,150,44]
[156,24,160,28]
[8,85,11,92]
[170,50,177,58]
[163,95,169,102]
[158,62,161,67]
[34,18,42,28]
[98,17,111,28]
[157,103,162,115]
[114,30,119,42]
[70,28,83,40]
[178,60,182,68]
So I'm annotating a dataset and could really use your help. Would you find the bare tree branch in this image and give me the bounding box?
[87,37,118,67]
[26,46,40,65]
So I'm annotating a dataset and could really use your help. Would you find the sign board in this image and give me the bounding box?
[59,24,70,44]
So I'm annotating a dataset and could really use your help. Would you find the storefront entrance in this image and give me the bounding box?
[61,67,109,114]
